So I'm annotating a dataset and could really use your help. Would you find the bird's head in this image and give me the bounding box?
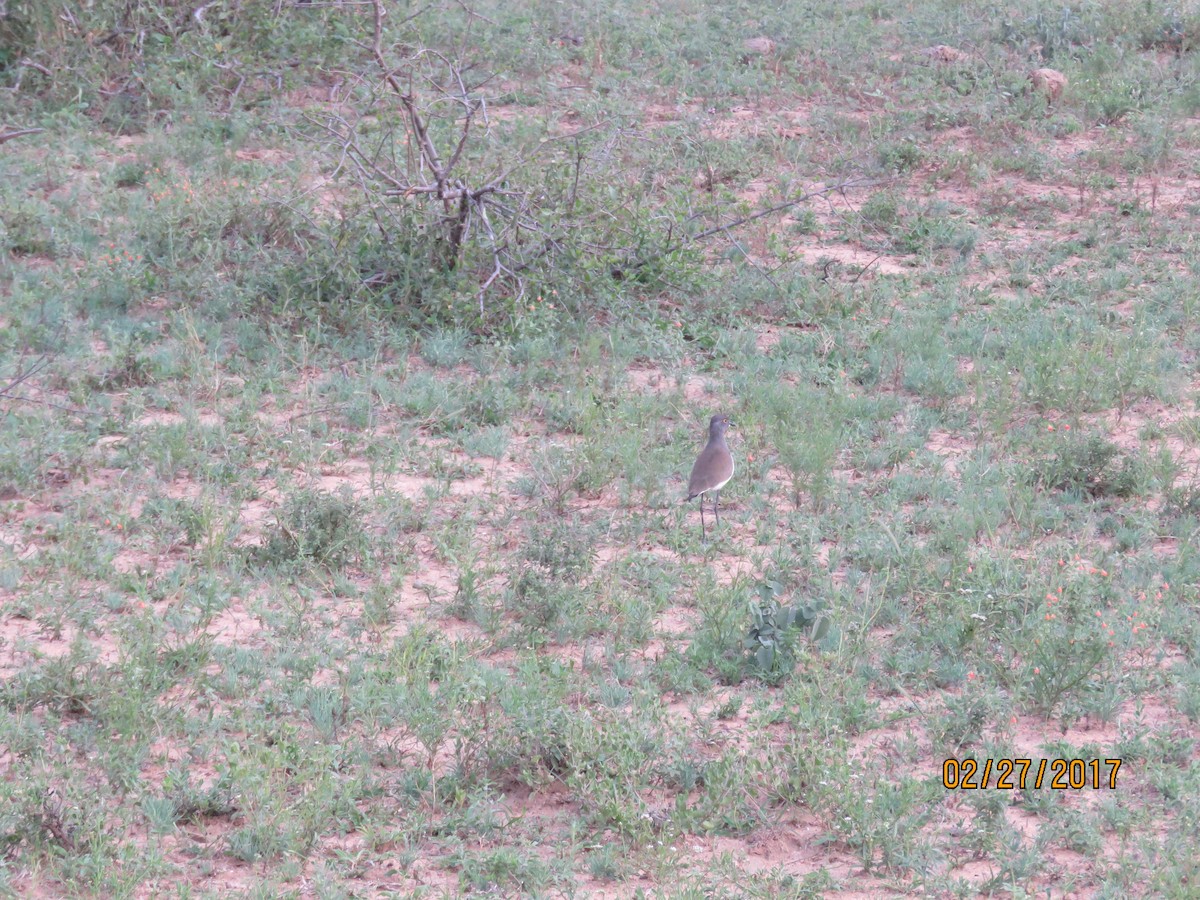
[709,413,734,436]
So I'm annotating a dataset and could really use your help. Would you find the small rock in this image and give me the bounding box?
[1029,67,1067,103]
[921,44,968,63]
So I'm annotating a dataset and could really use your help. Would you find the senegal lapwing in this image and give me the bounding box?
[686,413,734,541]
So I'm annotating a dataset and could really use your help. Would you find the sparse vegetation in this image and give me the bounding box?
[3,0,1200,894]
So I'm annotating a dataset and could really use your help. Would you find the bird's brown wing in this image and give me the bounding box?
[687,443,734,499]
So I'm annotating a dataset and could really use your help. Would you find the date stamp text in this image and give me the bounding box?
[942,758,1122,790]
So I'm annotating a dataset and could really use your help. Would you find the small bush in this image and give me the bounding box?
[744,580,838,685]
[254,489,367,569]
[523,519,596,583]
[878,140,923,174]
[1031,433,1146,498]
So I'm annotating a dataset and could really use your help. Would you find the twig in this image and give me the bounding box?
[715,223,784,294]
[0,394,99,417]
[847,254,882,285]
[6,58,53,94]
[0,353,50,396]
[689,178,878,242]
[450,0,498,26]
[227,73,246,110]
[567,140,584,211]
[40,790,77,852]
[1,337,97,418]
[0,127,44,144]
[371,1,449,197]
[18,59,51,76]
[286,404,346,422]
[306,2,875,310]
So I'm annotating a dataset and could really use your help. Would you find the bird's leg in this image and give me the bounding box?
[699,496,707,542]
[714,491,721,528]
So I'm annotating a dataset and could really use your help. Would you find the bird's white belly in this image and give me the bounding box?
[708,460,733,493]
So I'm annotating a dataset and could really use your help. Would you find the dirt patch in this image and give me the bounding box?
[206,598,265,648]
[793,242,910,275]
[0,612,122,678]
[233,147,295,165]
[925,429,976,475]
[703,809,862,876]
[111,547,161,575]
[627,367,715,403]
[134,410,223,429]
[700,105,768,141]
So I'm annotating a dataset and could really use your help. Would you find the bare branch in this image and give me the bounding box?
[370,0,450,208]
[713,223,784,294]
[0,127,45,144]
[6,57,53,94]
[18,59,52,76]
[443,99,477,174]
[1,349,97,418]
[0,353,51,396]
[688,178,880,242]
[847,254,883,285]
[449,0,498,26]
[0,393,99,417]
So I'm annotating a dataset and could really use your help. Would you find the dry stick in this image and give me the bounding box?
[2,353,97,417]
[371,2,448,197]
[2,393,102,416]
[0,127,44,144]
[689,177,877,243]
[17,59,50,76]
[355,166,397,250]
[449,0,499,26]
[365,0,591,271]
[847,254,883,285]
[329,123,413,194]
[316,108,446,205]
[567,141,584,211]
[6,58,52,94]
[0,353,50,398]
[40,792,77,852]
[310,91,605,290]
[711,221,784,295]
[586,177,880,288]
[428,122,609,206]
[476,200,522,312]
[443,99,477,176]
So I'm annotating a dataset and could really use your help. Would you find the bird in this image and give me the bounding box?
[686,413,735,541]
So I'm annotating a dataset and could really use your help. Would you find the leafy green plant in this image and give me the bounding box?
[744,580,837,684]
[254,489,367,569]
[1030,432,1146,498]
